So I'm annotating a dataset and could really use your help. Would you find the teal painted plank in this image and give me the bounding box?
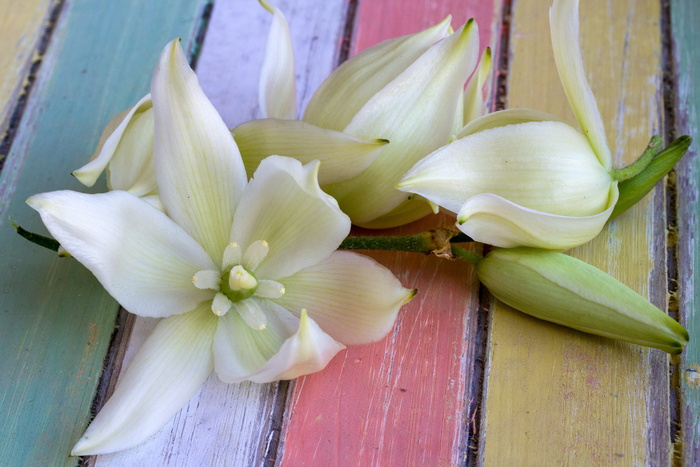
[673,0,700,463]
[0,1,209,465]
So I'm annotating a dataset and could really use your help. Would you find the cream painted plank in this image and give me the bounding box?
[479,1,670,465]
[93,0,349,464]
[0,0,54,140]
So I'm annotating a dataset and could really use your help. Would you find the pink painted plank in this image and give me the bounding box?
[278,1,499,464]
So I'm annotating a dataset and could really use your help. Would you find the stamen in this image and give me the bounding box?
[242,240,270,271]
[228,265,258,291]
[212,293,233,317]
[254,280,286,299]
[222,242,242,270]
[237,300,268,330]
[192,270,221,290]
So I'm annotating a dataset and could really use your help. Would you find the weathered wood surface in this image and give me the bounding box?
[0,0,209,465]
[479,0,671,465]
[277,1,496,465]
[674,0,700,464]
[0,0,696,465]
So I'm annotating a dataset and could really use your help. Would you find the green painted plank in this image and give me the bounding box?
[0,1,209,465]
[673,0,700,463]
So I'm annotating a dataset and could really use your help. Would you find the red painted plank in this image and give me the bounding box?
[278,1,498,464]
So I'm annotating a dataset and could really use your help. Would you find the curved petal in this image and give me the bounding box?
[398,121,612,216]
[152,39,247,261]
[259,1,297,119]
[277,251,415,345]
[213,299,294,382]
[462,47,492,126]
[303,17,451,130]
[232,118,387,185]
[550,0,611,168]
[325,20,480,226]
[456,186,619,249]
[230,156,350,280]
[27,190,216,318]
[71,305,217,455]
[214,300,344,384]
[455,107,565,139]
[73,94,155,196]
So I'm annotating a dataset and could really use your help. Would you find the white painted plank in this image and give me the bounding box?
[93,0,349,464]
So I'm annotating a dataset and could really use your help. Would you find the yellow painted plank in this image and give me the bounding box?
[479,1,669,465]
[0,0,55,138]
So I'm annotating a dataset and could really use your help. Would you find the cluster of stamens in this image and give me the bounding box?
[191,240,285,330]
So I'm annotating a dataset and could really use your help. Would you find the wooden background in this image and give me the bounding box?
[0,0,697,465]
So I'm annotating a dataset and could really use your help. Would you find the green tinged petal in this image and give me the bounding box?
[303,16,451,130]
[73,94,156,196]
[259,0,297,119]
[232,118,388,185]
[550,0,612,168]
[462,47,492,126]
[326,19,480,227]
[151,39,247,261]
[477,248,689,354]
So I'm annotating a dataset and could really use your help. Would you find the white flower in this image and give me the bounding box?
[397,0,619,250]
[236,7,488,228]
[28,39,414,455]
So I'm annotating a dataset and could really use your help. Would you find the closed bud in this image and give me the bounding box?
[477,248,689,354]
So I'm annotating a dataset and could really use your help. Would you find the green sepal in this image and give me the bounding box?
[611,136,692,219]
[12,221,60,252]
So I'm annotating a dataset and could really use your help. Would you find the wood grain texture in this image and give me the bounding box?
[93,0,351,464]
[672,0,700,463]
[479,0,670,465]
[277,1,498,464]
[0,0,55,141]
[0,1,209,465]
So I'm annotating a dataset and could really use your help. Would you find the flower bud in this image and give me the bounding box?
[477,248,688,354]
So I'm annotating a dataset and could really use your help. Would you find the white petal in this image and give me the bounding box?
[230,156,350,280]
[27,190,216,318]
[398,121,612,216]
[232,118,388,185]
[462,47,492,126]
[324,20,480,226]
[277,251,415,344]
[456,186,619,249]
[456,108,564,139]
[550,0,612,168]
[73,94,156,196]
[71,305,217,455]
[214,302,345,384]
[213,299,296,382]
[259,1,297,119]
[303,16,451,130]
[152,39,247,261]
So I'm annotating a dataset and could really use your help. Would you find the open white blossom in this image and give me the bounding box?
[397,0,619,249]
[28,39,414,455]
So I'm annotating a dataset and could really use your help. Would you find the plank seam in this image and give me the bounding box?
[660,0,683,463]
[0,0,65,172]
[336,0,359,66]
[467,1,513,464]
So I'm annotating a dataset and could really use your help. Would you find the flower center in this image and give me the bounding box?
[221,265,258,302]
[191,239,285,328]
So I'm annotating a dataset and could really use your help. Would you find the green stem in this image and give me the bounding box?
[11,221,59,252]
[451,245,483,265]
[612,135,662,182]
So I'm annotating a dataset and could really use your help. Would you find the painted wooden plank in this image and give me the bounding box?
[673,0,700,463]
[277,1,499,465]
[91,0,351,465]
[0,0,55,142]
[479,0,671,464]
[0,1,210,465]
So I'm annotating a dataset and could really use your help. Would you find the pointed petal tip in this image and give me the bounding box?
[259,0,275,14]
[405,288,418,304]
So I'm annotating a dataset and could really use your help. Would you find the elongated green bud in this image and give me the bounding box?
[477,248,689,354]
[611,136,692,219]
